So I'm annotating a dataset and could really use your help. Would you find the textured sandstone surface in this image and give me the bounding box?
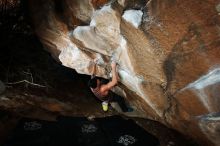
[28,0,220,145]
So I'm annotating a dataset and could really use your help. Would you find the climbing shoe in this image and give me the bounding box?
[102,101,109,112]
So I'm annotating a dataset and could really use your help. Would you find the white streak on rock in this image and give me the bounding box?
[122,10,143,28]
[187,68,220,90]
[196,89,213,112]
[115,36,134,73]
[183,68,220,112]
[206,116,220,121]
[118,69,143,93]
[197,113,220,121]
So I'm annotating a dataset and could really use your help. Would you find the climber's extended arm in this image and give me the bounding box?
[100,62,118,92]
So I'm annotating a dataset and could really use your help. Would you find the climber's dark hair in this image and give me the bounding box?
[88,77,98,88]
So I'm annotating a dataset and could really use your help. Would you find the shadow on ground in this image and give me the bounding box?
[4,116,159,146]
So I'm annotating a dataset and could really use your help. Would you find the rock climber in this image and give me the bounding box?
[88,60,132,112]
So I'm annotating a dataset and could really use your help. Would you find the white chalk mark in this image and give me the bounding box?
[122,10,143,28]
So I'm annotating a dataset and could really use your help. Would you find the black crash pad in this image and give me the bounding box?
[4,116,159,146]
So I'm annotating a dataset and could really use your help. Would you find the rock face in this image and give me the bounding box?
[28,0,220,145]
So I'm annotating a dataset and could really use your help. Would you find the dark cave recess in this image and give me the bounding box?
[0,0,86,97]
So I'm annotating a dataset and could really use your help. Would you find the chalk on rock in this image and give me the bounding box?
[122,10,143,28]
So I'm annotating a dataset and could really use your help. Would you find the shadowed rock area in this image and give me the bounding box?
[1,0,220,145]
